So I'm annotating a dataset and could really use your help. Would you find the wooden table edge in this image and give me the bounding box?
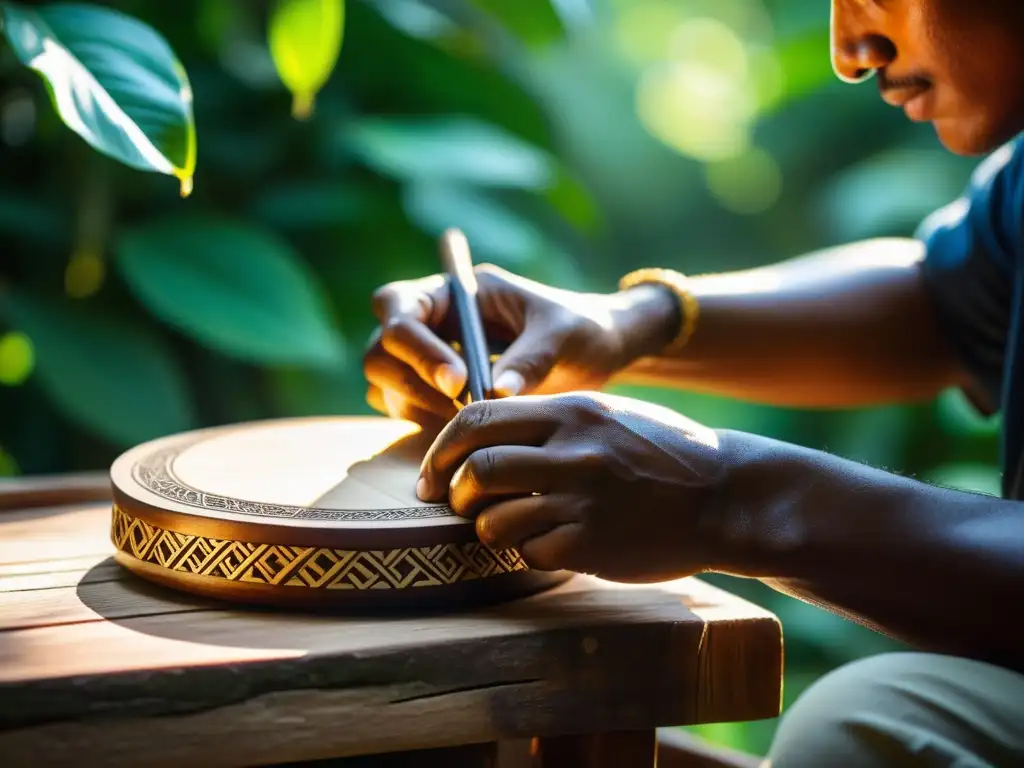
[0,472,111,511]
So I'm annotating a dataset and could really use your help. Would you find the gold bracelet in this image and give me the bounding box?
[618,267,700,355]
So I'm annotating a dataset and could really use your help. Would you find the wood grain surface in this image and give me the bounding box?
[0,491,783,768]
[0,471,110,511]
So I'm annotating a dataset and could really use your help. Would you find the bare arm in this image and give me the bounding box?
[612,238,969,409]
[713,429,1024,671]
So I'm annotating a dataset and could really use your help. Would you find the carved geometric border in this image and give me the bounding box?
[111,505,528,591]
[129,438,451,522]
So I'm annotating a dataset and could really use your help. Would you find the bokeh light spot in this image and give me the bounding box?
[0,331,35,386]
[612,0,688,63]
[749,47,785,112]
[705,147,782,214]
[636,60,753,162]
[65,250,106,298]
[670,17,749,82]
[635,17,767,162]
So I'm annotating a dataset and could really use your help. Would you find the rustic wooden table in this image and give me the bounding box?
[0,475,783,767]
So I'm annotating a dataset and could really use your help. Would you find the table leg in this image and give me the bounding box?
[531,730,657,768]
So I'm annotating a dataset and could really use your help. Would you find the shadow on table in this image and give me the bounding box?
[75,556,699,653]
[71,560,716,752]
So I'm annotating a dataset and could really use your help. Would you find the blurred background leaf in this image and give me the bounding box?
[3,291,195,447]
[341,115,555,188]
[114,216,346,368]
[466,0,568,51]
[0,0,994,757]
[268,0,345,118]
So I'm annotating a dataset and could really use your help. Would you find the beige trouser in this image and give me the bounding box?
[766,652,1024,767]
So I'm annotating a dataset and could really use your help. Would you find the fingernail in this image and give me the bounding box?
[383,390,405,417]
[493,370,524,397]
[475,514,494,545]
[416,476,429,501]
[435,364,466,399]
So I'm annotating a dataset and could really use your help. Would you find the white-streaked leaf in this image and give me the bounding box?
[268,0,345,118]
[0,2,196,196]
[114,216,345,368]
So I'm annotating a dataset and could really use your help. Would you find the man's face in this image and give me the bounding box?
[831,0,1024,155]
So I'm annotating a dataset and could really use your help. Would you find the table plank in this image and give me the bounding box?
[0,503,113,565]
[0,573,214,631]
[0,501,783,767]
[0,472,111,512]
[0,556,123,593]
[0,571,771,679]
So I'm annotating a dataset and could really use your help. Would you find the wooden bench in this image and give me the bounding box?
[0,475,782,767]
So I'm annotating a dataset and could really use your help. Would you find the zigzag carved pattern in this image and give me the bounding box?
[110,505,528,590]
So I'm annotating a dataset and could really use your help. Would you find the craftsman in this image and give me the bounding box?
[363,1,1024,765]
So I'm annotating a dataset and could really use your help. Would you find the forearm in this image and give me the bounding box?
[713,430,1024,670]
[613,238,966,408]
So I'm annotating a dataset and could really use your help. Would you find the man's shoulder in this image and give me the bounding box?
[967,134,1024,193]
[916,134,1024,262]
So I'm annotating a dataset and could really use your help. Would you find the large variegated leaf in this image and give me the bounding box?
[0,2,197,195]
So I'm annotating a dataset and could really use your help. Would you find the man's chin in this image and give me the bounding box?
[932,117,1017,157]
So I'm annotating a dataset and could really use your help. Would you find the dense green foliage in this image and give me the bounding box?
[0,0,1002,755]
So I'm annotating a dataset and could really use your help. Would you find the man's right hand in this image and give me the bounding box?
[363,264,678,425]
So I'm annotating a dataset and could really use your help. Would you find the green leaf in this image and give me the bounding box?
[0,191,68,246]
[402,181,545,265]
[340,115,602,232]
[339,0,553,148]
[249,180,371,231]
[113,216,345,368]
[363,0,457,41]
[266,361,369,418]
[772,27,832,107]
[936,388,1001,439]
[268,0,345,119]
[816,149,973,241]
[0,2,197,196]
[466,0,566,50]
[342,116,554,189]
[5,293,195,447]
[546,166,602,232]
[923,463,1002,497]
[401,181,585,288]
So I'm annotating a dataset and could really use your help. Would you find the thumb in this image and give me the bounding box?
[490,326,563,397]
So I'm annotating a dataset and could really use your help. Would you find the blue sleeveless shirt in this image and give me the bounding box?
[918,136,1024,498]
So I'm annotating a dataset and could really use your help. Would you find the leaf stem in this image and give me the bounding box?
[292,92,315,120]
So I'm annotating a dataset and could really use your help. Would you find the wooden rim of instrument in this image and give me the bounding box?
[109,416,571,609]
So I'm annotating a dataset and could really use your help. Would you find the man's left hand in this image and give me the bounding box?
[416,392,734,582]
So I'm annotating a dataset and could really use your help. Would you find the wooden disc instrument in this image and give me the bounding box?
[109,416,571,610]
